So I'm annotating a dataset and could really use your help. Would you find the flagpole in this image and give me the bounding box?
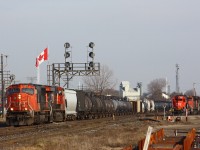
[37,66,40,84]
[35,47,48,85]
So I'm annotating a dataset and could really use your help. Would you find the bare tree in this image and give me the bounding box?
[82,65,117,94]
[147,78,167,100]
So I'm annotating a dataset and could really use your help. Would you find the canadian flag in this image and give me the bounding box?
[35,47,48,68]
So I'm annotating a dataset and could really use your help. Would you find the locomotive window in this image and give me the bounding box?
[7,88,20,95]
[22,88,34,95]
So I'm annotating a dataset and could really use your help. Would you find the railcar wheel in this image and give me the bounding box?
[6,118,11,126]
[80,116,84,120]
[54,112,64,122]
[88,114,92,120]
[48,114,53,123]
[71,115,76,121]
[26,118,34,126]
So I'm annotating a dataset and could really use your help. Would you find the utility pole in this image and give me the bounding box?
[137,82,142,100]
[1,54,4,117]
[193,83,196,96]
[176,64,180,93]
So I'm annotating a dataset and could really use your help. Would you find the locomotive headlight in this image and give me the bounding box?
[11,108,14,111]
[25,108,27,111]
[18,94,22,99]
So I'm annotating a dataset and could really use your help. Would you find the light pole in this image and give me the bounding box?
[176,64,180,93]
[1,54,8,117]
[137,82,142,100]
[163,104,166,120]
[192,82,200,96]
[193,82,196,96]
[1,54,3,117]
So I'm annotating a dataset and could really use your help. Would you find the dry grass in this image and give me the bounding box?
[4,115,198,150]
[12,122,148,150]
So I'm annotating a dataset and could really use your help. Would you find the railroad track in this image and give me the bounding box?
[0,115,137,149]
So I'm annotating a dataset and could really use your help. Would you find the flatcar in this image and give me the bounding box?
[6,84,66,126]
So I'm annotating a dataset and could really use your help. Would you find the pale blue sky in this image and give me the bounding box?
[1,0,200,94]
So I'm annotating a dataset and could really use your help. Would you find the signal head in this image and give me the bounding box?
[64,42,70,48]
[89,42,95,48]
[65,62,70,67]
[89,61,94,67]
[64,52,70,58]
[89,52,95,58]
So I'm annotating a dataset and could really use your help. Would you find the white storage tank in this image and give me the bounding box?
[64,89,77,120]
[137,100,141,113]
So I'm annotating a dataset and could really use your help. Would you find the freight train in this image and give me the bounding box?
[172,95,200,114]
[5,83,133,126]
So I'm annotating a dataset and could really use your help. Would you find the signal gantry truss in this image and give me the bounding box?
[47,42,100,88]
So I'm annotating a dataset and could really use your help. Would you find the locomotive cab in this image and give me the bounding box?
[172,95,187,114]
[6,84,39,126]
[6,84,66,126]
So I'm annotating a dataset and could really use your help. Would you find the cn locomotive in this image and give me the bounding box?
[6,83,133,126]
[172,95,200,114]
[6,84,66,126]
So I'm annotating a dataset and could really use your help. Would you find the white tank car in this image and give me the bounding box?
[64,89,77,120]
[150,100,155,112]
[143,98,151,112]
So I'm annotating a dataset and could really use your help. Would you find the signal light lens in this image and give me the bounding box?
[65,62,70,67]
[64,42,70,48]
[89,52,95,58]
[89,42,95,48]
[64,52,70,58]
[89,62,94,67]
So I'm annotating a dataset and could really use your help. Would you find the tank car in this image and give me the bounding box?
[124,101,133,114]
[96,95,115,117]
[102,96,114,116]
[111,96,133,115]
[112,97,120,115]
[6,84,65,126]
[154,100,172,112]
[90,95,104,118]
[76,90,93,119]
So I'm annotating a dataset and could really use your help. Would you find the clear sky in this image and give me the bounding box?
[1,0,200,94]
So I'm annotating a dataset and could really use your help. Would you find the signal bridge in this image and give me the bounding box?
[47,42,100,88]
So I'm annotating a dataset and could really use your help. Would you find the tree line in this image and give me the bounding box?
[82,65,193,100]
